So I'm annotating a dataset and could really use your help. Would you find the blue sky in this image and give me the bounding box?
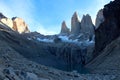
[0,0,113,35]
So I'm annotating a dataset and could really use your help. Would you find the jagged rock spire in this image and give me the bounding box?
[71,12,81,35]
[81,14,95,38]
[12,17,30,33]
[60,21,70,35]
[95,9,104,29]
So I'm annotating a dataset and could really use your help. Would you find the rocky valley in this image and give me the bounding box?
[0,0,120,80]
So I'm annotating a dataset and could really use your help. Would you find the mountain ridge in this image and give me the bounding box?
[0,0,120,80]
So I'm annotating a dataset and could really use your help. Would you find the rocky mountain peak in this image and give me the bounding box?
[81,14,95,38]
[71,12,81,35]
[12,17,30,33]
[60,21,70,35]
[81,14,93,25]
[95,9,104,29]
[12,17,17,20]
[72,12,78,19]
[0,13,30,34]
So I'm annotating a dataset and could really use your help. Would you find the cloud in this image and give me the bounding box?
[36,24,58,35]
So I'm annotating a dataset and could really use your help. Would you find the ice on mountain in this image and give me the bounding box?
[37,38,53,42]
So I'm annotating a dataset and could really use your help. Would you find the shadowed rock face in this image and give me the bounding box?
[60,21,70,35]
[85,1,120,76]
[95,9,104,29]
[81,14,95,39]
[95,0,120,55]
[86,36,120,75]
[71,12,81,35]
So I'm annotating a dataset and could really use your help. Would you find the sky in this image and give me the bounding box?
[0,0,113,35]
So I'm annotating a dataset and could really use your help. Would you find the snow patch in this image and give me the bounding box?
[27,37,32,40]
[58,36,69,41]
[37,38,53,42]
[58,35,78,43]
[29,35,95,45]
[58,35,95,46]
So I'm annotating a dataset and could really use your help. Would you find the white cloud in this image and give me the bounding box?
[36,24,58,35]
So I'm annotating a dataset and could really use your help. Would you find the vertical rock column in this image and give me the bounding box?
[60,21,70,35]
[71,12,81,35]
[81,14,95,40]
[95,9,104,29]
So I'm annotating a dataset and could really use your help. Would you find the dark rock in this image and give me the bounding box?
[0,13,7,19]
[86,36,120,74]
[12,17,17,20]
[95,0,120,55]
[53,37,62,43]
[3,69,10,74]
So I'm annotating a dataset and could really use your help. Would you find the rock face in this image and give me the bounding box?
[95,0,120,55]
[0,13,30,34]
[12,17,30,33]
[95,9,104,29]
[81,14,95,39]
[86,36,120,75]
[71,12,81,35]
[60,21,70,35]
[0,18,13,29]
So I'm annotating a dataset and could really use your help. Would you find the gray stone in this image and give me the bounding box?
[81,14,95,40]
[71,12,81,35]
[95,9,104,29]
[60,21,70,35]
